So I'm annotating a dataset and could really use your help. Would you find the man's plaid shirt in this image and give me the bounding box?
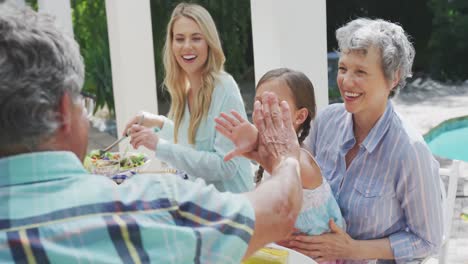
[0,151,254,263]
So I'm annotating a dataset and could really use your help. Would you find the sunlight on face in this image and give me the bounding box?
[337,46,392,117]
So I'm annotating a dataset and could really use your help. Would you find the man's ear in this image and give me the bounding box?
[391,69,401,89]
[58,93,73,135]
[294,108,309,125]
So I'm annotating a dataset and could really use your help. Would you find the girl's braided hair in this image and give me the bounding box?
[254,68,316,184]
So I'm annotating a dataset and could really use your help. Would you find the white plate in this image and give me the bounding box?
[268,243,317,264]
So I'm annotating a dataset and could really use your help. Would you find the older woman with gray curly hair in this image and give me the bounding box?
[279,18,443,263]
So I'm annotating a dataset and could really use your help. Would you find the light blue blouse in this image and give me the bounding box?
[156,72,254,193]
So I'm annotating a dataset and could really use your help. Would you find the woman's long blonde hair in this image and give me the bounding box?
[163,2,225,144]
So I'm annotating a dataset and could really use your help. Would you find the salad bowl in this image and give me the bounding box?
[84,150,150,183]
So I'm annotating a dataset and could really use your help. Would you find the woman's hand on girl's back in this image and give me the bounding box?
[280,219,355,262]
[215,110,258,161]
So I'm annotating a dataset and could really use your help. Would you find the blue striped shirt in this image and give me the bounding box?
[0,151,255,263]
[305,101,443,263]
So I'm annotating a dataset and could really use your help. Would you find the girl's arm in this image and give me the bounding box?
[215,110,259,161]
[216,112,323,189]
[298,149,323,189]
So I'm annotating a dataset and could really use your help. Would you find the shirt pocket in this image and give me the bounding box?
[354,173,396,196]
[352,177,395,218]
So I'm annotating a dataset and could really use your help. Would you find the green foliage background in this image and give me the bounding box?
[326,0,468,83]
[38,0,253,116]
[326,0,433,75]
[428,0,468,81]
[71,0,114,116]
[23,0,468,114]
[26,0,114,115]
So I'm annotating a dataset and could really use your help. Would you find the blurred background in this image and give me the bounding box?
[26,0,468,120]
[19,0,468,262]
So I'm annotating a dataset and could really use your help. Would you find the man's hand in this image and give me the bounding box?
[241,92,302,258]
[253,92,300,173]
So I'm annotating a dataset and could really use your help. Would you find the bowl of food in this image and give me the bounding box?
[84,150,150,182]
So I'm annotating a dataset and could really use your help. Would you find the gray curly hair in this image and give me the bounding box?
[0,3,84,152]
[336,18,415,96]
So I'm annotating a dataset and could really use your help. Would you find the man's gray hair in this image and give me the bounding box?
[0,3,84,151]
[336,18,415,95]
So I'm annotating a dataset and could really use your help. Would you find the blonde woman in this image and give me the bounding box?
[124,2,253,193]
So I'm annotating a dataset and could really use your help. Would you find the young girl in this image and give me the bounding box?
[124,3,252,193]
[215,68,345,262]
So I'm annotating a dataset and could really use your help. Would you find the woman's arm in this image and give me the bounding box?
[155,90,250,183]
[386,142,443,260]
[155,136,241,182]
[123,111,164,135]
[286,223,394,262]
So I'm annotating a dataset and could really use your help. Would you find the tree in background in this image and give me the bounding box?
[25,0,37,9]
[326,0,433,75]
[428,0,468,81]
[24,0,114,115]
[23,0,468,116]
[71,0,114,116]
[25,0,253,116]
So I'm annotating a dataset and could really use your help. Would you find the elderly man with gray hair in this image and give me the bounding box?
[0,3,303,263]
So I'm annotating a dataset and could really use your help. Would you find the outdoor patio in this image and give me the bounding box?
[7,0,466,262]
[87,78,468,263]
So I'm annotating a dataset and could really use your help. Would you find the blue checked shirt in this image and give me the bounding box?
[305,101,443,263]
[0,151,255,263]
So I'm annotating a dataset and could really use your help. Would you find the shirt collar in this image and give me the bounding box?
[341,101,394,154]
[0,151,87,187]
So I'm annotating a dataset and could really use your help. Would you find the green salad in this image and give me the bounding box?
[84,150,147,172]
